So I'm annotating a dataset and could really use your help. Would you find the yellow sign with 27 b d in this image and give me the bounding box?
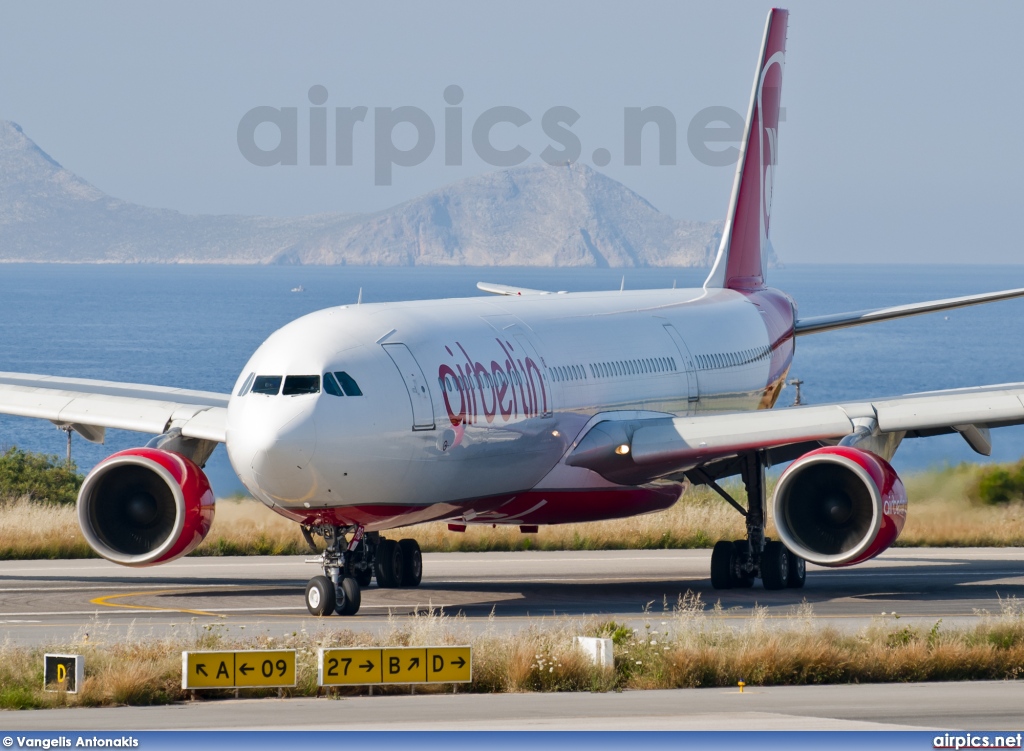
[319,646,471,686]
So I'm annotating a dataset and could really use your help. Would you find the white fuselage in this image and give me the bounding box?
[224,285,795,530]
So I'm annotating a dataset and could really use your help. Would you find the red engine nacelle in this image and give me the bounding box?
[77,448,215,567]
[772,446,907,567]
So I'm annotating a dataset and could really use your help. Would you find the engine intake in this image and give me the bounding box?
[772,446,906,567]
[77,448,215,567]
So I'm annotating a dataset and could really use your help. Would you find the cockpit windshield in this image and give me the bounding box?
[250,375,283,395]
[323,371,363,397]
[283,375,320,395]
[243,372,359,397]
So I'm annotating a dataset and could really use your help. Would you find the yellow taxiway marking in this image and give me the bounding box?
[90,589,224,618]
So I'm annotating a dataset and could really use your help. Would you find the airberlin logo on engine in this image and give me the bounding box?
[883,496,907,518]
[438,340,548,426]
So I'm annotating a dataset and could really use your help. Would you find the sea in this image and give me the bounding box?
[2,263,1023,497]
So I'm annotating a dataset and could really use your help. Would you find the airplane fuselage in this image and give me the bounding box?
[225,285,796,531]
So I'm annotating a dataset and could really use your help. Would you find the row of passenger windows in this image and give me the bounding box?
[697,345,771,371]
[550,356,679,383]
[237,372,363,397]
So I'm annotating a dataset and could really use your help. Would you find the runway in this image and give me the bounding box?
[5,681,1024,730]
[0,547,1022,645]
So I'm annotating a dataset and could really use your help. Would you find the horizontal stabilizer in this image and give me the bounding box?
[476,282,563,296]
[795,286,1024,335]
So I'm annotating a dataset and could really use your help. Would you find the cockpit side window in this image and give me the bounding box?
[251,375,283,395]
[283,375,320,395]
[334,371,363,396]
[236,372,255,396]
[323,372,344,396]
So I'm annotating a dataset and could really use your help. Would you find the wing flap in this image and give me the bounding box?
[179,407,228,443]
[631,405,856,465]
[0,372,228,406]
[873,389,1024,432]
[0,373,229,443]
[566,382,1024,484]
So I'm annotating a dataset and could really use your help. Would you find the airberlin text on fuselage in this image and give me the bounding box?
[439,339,549,426]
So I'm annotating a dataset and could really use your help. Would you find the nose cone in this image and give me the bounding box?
[227,399,318,503]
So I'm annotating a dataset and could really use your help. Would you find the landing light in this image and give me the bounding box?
[615,444,631,456]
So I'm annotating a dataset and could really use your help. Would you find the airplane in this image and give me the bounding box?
[3,7,1024,617]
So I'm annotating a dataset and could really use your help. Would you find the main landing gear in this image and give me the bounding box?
[302,525,423,616]
[696,452,806,591]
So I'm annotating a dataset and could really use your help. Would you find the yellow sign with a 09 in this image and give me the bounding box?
[182,650,296,689]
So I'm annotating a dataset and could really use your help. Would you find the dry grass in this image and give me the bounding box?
[899,465,1024,546]
[3,464,1024,560]
[0,496,94,560]
[4,595,1024,709]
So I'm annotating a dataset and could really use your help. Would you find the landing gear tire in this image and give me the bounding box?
[786,552,806,588]
[398,538,422,587]
[335,576,362,616]
[732,540,755,588]
[305,575,336,616]
[761,540,790,591]
[710,540,735,589]
[352,566,373,588]
[375,539,404,588]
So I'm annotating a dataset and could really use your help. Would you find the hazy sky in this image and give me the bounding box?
[1,0,1022,264]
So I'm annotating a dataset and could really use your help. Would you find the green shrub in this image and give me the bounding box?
[972,461,1024,505]
[0,447,83,504]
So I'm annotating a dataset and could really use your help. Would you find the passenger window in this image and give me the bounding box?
[237,372,255,396]
[251,375,282,395]
[283,375,320,396]
[334,371,363,396]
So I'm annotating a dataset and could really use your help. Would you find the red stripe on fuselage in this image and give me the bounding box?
[740,287,795,408]
[266,484,681,530]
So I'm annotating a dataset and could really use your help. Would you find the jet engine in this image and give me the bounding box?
[772,446,906,567]
[77,448,215,567]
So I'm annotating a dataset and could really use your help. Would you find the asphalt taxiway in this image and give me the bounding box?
[4,681,1024,730]
[0,548,1021,645]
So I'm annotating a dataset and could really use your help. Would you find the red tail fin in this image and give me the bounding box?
[705,8,788,291]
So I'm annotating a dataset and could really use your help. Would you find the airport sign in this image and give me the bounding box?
[182,650,296,689]
[44,653,83,693]
[319,646,471,686]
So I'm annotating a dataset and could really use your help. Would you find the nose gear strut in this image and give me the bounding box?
[302,524,424,616]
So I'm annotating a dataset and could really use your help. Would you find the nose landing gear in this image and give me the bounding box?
[302,524,424,616]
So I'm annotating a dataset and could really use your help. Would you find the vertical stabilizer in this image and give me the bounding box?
[704,8,788,291]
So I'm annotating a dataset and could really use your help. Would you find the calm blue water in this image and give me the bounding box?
[1,263,1023,496]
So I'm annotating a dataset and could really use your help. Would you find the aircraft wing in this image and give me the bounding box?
[794,286,1024,335]
[566,382,1024,485]
[0,371,229,444]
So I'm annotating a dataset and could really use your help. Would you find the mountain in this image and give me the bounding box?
[0,120,750,268]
